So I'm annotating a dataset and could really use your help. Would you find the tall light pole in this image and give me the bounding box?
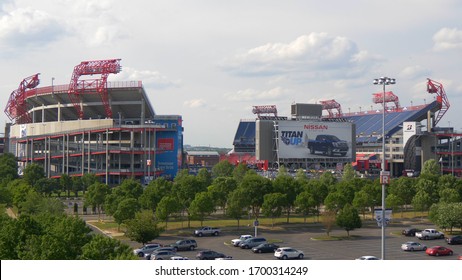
[373,76,396,260]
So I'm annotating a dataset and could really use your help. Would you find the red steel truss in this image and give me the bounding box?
[252,105,278,117]
[372,91,400,110]
[4,73,40,124]
[427,78,450,126]
[320,99,342,117]
[67,59,121,119]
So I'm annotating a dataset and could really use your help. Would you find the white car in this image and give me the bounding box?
[274,247,304,260]
[355,256,380,260]
[231,235,253,247]
[401,241,427,251]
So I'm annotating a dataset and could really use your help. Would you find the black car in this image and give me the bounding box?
[446,235,462,245]
[196,250,227,260]
[402,228,421,236]
[251,243,279,253]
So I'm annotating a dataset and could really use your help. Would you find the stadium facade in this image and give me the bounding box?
[4,59,183,185]
[231,79,462,177]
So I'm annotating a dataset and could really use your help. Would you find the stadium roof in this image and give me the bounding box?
[19,81,155,123]
[344,101,440,143]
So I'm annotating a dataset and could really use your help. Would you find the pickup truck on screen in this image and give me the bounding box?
[307,134,348,157]
[194,226,221,237]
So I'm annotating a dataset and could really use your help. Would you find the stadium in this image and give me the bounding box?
[4,59,183,185]
[230,79,462,177]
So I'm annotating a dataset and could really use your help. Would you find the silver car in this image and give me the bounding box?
[401,241,427,251]
[133,243,162,258]
[150,250,178,260]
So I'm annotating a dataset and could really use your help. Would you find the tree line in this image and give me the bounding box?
[1,151,462,258]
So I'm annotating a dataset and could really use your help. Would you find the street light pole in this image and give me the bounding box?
[373,76,396,260]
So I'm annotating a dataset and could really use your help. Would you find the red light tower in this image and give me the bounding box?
[427,78,449,126]
[372,91,400,111]
[320,99,343,117]
[4,73,40,124]
[67,59,122,119]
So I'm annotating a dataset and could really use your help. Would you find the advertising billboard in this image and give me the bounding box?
[277,120,354,159]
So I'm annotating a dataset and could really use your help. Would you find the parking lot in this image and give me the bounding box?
[147,222,461,260]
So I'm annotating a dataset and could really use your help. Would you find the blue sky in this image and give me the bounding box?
[1,0,462,147]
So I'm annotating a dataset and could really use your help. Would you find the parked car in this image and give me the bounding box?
[196,250,228,260]
[274,247,304,260]
[144,247,177,260]
[231,235,253,247]
[169,239,197,251]
[402,228,421,237]
[133,243,162,258]
[355,256,380,260]
[401,241,427,251]
[446,235,462,245]
[239,237,267,249]
[415,229,445,240]
[425,246,453,256]
[194,226,221,237]
[252,243,279,253]
[150,250,178,260]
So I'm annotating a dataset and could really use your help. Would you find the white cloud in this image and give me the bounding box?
[184,99,206,108]
[221,32,379,79]
[433,27,462,51]
[225,87,285,102]
[112,66,180,89]
[0,6,64,50]
[399,65,431,80]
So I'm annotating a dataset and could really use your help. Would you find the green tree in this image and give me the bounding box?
[0,153,19,182]
[238,172,273,219]
[420,159,440,182]
[189,191,215,226]
[342,163,356,181]
[155,195,181,228]
[211,160,234,178]
[171,171,207,227]
[59,174,72,198]
[208,177,237,212]
[336,204,362,237]
[19,215,91,260]
[81,173,98,195]
[23,163,45,189]
[429,202,462,234]
[35,178,55,197]
[113,198,139,231]
[71,176,82,197]
[262,192,286,227]
[85,182,110,219]
[412,190,433,214]
[226,188,248,228]
[0,180,13,206]
[232,163,249,184]
[295,191,317,223]
[139,177,172,213]
[125,211,164,245]
[273,172,300,223]
[81,234,137,260]
[388,176,416,212]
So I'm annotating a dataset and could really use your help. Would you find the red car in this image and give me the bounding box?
[425,246,453,256]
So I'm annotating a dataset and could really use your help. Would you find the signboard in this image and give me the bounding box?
[374,208,392,227]
[157,138,174,150]
[380,171,390,185]
[277,120,353,159]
